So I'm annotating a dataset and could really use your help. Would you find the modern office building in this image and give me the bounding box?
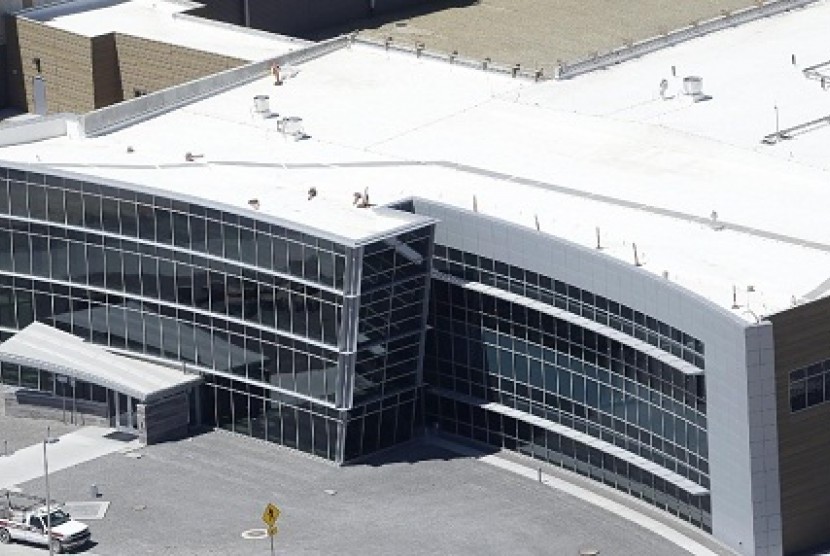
[1,1,830,555]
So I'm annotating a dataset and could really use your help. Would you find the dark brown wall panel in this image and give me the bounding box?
[769,296,830,555]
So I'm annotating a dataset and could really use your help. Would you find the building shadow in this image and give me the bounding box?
[347,432,498,467]
[307,0,478,41]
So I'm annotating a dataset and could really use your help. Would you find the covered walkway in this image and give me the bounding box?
[0,323,202,444]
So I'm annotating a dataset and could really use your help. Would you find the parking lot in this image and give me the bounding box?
[0,414,721,555]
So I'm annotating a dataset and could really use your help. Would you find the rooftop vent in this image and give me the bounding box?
[248,199,261,210]
[682,76,711,102]
[253,95,270,118]
[353,188,371,208]
[683,76,703,95]
[277,117,305,140]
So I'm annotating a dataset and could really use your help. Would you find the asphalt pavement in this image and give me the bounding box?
[1,413,726,555]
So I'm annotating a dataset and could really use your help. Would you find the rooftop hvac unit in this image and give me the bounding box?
[253,95,270,118]
[682,76,703,96]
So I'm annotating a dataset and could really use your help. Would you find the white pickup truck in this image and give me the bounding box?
[0,505,91,553]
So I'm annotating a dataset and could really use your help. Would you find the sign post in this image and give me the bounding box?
[261,502,280,556]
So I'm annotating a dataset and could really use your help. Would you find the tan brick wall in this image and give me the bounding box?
[6,17,96,113]
[113,34,243,100]
[5,16,244,114]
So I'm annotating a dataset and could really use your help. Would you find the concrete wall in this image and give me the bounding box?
[409,198,781,556]
[744,323,782,556]
[137,391,190,445]
[768,296,830,555]
[0,113,70,146]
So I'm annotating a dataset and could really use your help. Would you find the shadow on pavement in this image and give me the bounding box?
[348,433,497,467]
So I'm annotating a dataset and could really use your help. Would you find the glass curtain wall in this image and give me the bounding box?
[342,227,433,461]
[423,247,711,530]
[0,166,348,461]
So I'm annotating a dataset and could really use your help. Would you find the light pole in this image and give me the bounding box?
[43,427,59,556]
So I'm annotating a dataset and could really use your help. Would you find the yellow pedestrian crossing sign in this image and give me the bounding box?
[262,503,280,527]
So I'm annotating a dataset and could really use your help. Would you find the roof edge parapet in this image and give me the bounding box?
[556,0,817,79]
[78,34,350,138]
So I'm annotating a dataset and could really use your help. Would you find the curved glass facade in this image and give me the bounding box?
[0,165,434,464]
[0,169,716,534]
[423,246,712,530]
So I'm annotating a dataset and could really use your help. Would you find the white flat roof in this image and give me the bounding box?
[0,322,201,402]
[24,0,299,61]
[3,0,830,319]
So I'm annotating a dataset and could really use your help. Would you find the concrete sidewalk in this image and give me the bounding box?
[0,427,140,490]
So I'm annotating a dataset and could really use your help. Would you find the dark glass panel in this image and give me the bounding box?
[30,235,49,278]
[136,204,155,242]
[190,215,206,252]
[155,208,173,245]
[173,211,190,249]
[207,219,223,257]
[9,182,27,217]
[0,180,9,215]
[12,232,31,275]
[28,185,46,221]
[0,231,12,271]
[118,200,138,237]
[83,194,101,229]
[86,245,105,288]
[224,224,240,261]
[105,248,123,291]
[15,289,33,327]
[239,227,255,266]
[122,252,141,294]
[101,197,120,234]
[158,259,176,303]
[46,187,65,224]
[141,256,159,298]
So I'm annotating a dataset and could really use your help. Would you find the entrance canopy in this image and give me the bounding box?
[0,322,201,403]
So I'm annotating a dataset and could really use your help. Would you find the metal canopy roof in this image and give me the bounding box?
[0,322,201,403]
